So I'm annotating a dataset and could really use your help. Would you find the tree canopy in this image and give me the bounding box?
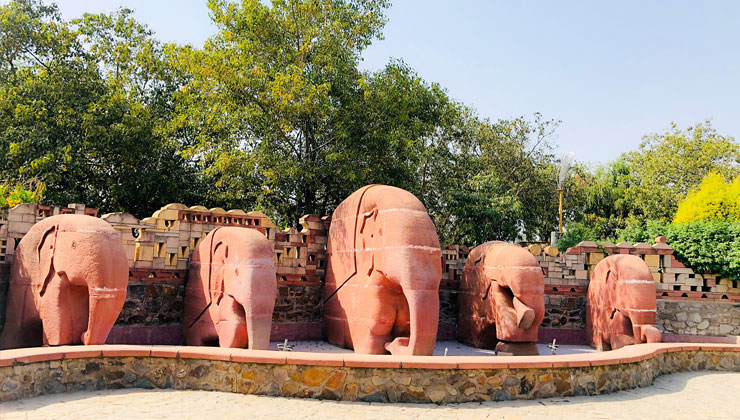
[1,0,738,248]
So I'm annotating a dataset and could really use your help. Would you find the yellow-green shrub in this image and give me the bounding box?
[674,172,740,223]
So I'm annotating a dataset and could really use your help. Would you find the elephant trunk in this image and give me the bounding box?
[385,289,438,356]
[633,324,662,344]
[512,296,535,329]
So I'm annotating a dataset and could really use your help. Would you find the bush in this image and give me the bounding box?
[0,181,45,210]
[662,220,740,280]
[674,172,740,223]
[617,216,669,243]
[557,215,627,251]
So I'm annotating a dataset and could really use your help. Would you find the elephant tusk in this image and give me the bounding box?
[513,296,535,329]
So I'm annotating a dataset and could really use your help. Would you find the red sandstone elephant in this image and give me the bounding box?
[586,254,662,350]
[183,227,276,349]
[323,185,442,356]
[457,241,545,355]
[0,215,128,349]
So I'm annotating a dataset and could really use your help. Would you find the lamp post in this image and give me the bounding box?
[556,152,574,240]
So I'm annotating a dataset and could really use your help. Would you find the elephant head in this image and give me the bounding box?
[0,214,128,349]
[184,226,276,349]
[324,185,442,355]
[457,241,544,355]
[586,254,662,350]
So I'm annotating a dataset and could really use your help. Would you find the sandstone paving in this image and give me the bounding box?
[0,371,737,419]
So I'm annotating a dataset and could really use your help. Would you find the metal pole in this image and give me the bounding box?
[558,189,564,235]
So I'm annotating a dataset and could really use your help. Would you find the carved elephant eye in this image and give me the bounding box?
[71,241,77,249]
[234,267,240,276]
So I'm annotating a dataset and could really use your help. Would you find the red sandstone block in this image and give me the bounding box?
[581,351,621,366]
[286,352,344,367]
[614,345,651,363]
[101,345,151,358]
[554,353,593,368]
[0,355,14,367]
[455,356,509,369]
[179,346,232,361]
[678,344,701,351]
[150,345,183,358]
[699,343,740,351]
[505,355,555,369]
[63,345,105,359]
[342,354,401,368]
[10,347,65,364]
[397,355,458,369]
[230,349,287,364]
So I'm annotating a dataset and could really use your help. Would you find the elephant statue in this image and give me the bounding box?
[457,241,544,355]
[0,215,128,349]
[323,185,442,355]
[183,226,277,349]
[586,254,662,350]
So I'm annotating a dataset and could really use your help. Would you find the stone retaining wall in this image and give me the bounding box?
[657,300,740,336]
[0,344,737,404]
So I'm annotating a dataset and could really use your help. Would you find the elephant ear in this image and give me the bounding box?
[359,207,378,275]
[205,227,224,305]
[36,224,59,296]
[327,185,377,288]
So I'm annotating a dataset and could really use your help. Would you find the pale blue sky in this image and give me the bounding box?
[8,0,740,163]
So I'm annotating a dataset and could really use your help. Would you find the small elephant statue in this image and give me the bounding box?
[324,185,442,356]
[586,254,662,350]
[183,226,277,349]
[457,241,544,355]
[0,215,129,349]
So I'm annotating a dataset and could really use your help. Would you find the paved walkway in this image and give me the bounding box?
[0,371,737,419]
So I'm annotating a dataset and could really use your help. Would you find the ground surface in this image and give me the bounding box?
[271,340,596,356]
[0,371,737,419]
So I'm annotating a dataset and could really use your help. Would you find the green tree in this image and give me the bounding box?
[624,121,740,220]
[0,1,198,217]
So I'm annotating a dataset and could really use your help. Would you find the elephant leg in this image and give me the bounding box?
[39,277,89,346]
[348,282,398,354]
[81,285,126,345]
[0,280,42,349]
[635,324,662,344]
[385,288,438,356]
[185,316,219,346]
[215,295,248,348]
[609,310,635,350]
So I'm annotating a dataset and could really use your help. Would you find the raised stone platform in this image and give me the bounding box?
[272,340,596,356]
[0,343,738,404]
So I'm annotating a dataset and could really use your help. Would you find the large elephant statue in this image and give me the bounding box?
[323,185,442,355]
[0,215,128,349]
[586,254,662,350]
[457,241,544,355]
[183,226,277,349]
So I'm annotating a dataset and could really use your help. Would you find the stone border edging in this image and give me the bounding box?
[1,343,739,403]
[2,342,738,369]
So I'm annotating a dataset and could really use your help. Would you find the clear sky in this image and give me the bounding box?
[9,0,740,164]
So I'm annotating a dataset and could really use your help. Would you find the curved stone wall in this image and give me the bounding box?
[1,343,738,404]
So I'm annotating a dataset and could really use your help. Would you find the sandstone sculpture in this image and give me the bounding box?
[323,185,442,355]
[183,227,277,349]
[0,215,128,349]
[457,241,545,355]
[586,254,662,350]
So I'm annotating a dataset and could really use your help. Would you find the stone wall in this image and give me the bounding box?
[657,300,740,336]
[0,345,738,403]
[274,285,323,324]
[541,294,586,330]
